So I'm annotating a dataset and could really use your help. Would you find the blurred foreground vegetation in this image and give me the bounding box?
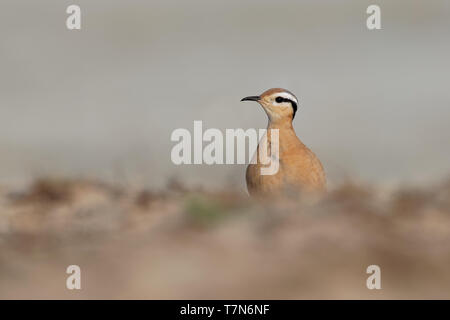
[0,177,450,299]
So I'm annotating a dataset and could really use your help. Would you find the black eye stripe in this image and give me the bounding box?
[275,96,293,103]
[275,96,298,119]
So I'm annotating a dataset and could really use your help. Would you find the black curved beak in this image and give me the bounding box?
[240,95,260,102]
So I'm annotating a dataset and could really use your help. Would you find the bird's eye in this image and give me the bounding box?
[275,97,283,103]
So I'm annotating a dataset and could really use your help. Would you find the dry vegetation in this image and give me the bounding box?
[0,177,450,299]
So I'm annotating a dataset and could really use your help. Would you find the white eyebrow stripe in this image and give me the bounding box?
[277,92,298,104]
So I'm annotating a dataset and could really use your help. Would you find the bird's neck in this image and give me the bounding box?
[265,119,302,151]
[267,118,294,131]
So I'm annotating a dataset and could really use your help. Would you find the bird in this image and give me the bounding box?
[241,88,326,197]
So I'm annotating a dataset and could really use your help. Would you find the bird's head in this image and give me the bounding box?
[241,88,298,123]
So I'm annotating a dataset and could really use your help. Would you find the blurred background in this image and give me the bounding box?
[1,0,450,191]
[0,0,450,299]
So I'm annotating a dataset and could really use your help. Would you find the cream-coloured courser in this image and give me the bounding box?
[241,88,326,196]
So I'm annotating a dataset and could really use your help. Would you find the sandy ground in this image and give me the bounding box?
[0,178,449,299]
